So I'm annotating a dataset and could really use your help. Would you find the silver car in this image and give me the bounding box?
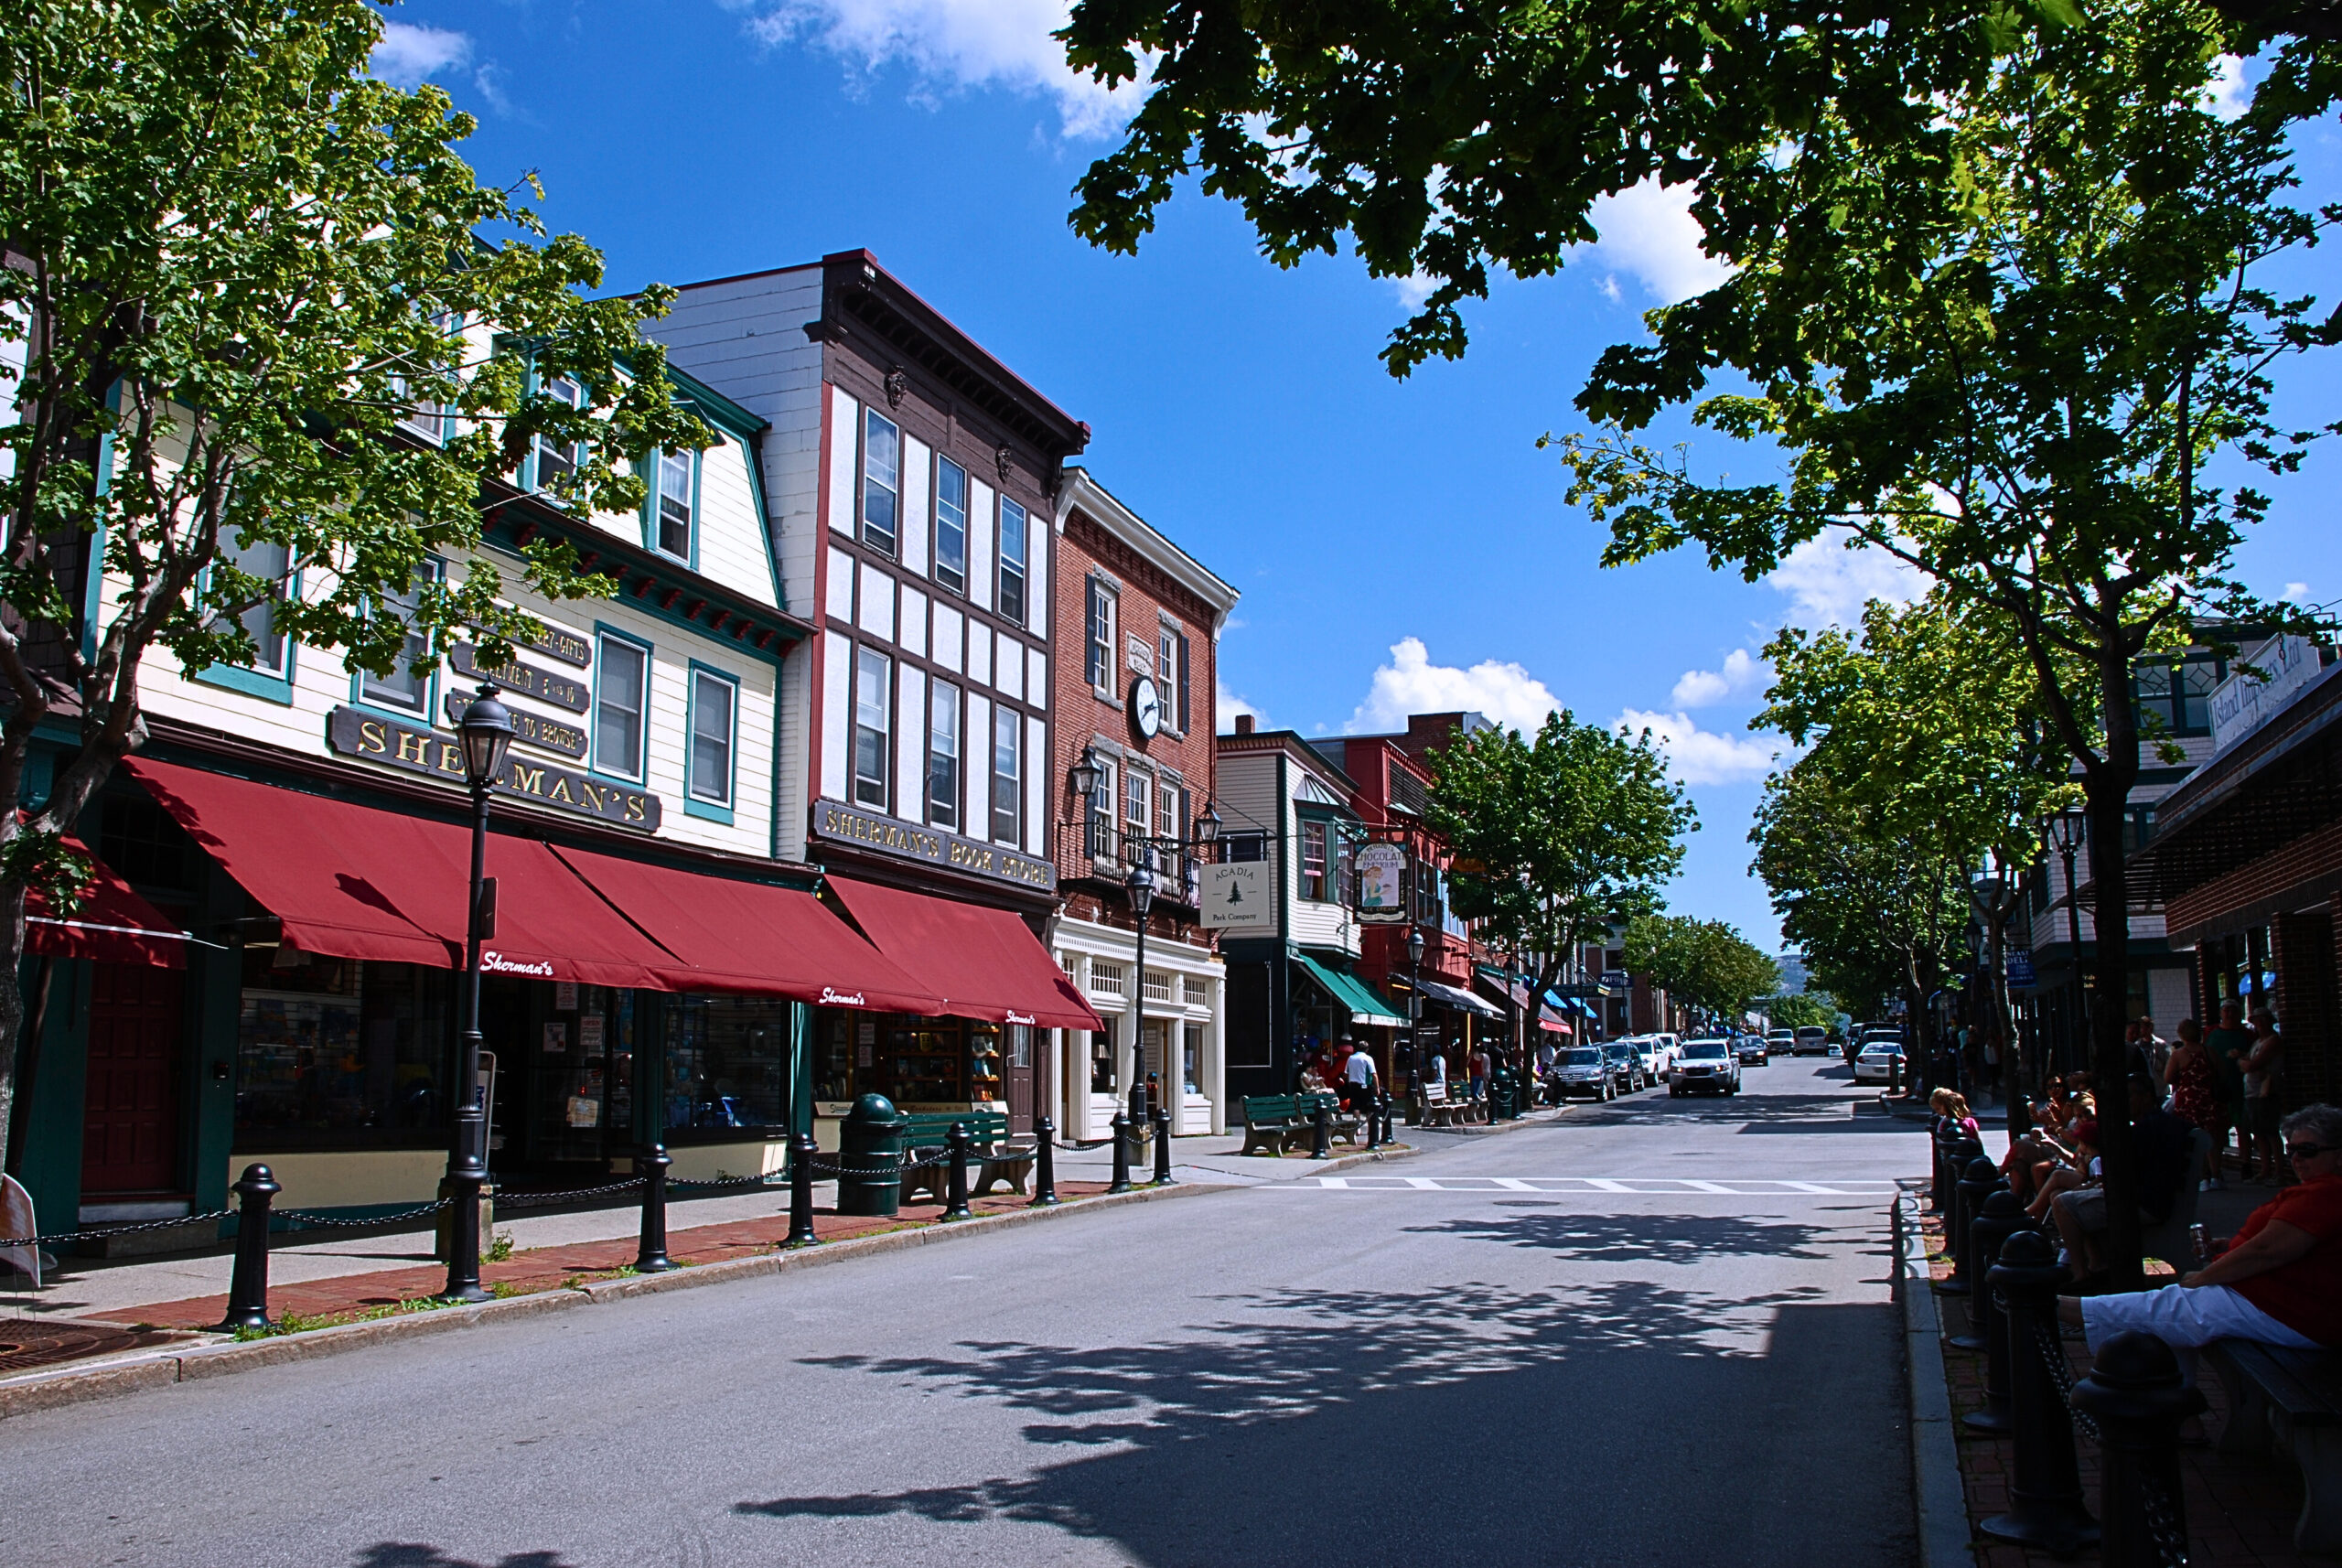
[1552,1045,1616,1101]
[1670,1038,1741,1096]
[1853,1042,1907,1082]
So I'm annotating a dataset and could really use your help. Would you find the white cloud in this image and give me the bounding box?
[1584,178,1733,306]
[1390,270,1438,310]
[1615,709,1783,787]
[1671,648,1766,709]
[1217,679,1265,734]
[1344,637,1563,736]
[727,0,1142,138]
[2284,581,2311,603]
[2207,54,2252,122]
[1764,531,1926,630]
[371,22,472,89]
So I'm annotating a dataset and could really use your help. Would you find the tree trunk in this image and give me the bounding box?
[2089,656,2145,1290]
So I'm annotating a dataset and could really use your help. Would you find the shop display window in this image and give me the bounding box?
[1090,1020,1118,1093]
[813,1011,861,1103]
[664,993,790,1133]
[234,952,448,1142]
[526,983,633,1164]
[968,1024,1002,1104]
[886,1019,966,1106]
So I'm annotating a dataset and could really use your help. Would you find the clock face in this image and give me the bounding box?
[1131,675,1162,739]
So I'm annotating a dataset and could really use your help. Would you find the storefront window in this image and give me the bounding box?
[887,1019,966,1106]
[1090,1021,1118,1093]
[235,952,448,1141]
[664,993,790,1133]
[969,1023,1003,1104]
[813,1011,861,1103]
[524,983,632,1164]
[1183,1023,1203,1095]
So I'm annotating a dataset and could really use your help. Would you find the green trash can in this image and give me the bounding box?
[836,1092,908,1217]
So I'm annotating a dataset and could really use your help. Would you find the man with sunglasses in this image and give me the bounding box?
[2061,1102,2342,1354]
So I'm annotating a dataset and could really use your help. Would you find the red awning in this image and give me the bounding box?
[124,758,673,990]
[24,838,188,969]
[822,876,1103,1031]
[551,845,945,1013]
[1539,1006,1573,1037]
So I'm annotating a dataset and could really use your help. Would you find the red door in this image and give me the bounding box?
[81,963,186,1195]
[1004,1025,1035,1134]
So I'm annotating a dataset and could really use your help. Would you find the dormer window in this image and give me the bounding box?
[655,448,694,562]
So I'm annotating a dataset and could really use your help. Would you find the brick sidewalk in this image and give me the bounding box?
[83,1183,1114,1334]
[1919,1204,2314,1566]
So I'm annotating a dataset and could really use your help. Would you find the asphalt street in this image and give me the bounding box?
[2,1054,1919,1568]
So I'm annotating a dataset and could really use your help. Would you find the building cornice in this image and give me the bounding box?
[1056,467,1240,631]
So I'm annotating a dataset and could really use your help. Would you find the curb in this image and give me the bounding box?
[0,1181,1209,1422]
[1895,1187,1976,1568]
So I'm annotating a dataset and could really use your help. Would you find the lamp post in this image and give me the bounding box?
[441,682,513,1303]
[2047,811,2087,1079]
[1126,857,1156,1135]
[1406,924,1426,1112]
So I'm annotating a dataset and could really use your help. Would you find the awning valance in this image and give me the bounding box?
[1293,950,1405,1027]
[25,837,188,969]
[1418,975,1503,1019]
[821,876,1102,1031]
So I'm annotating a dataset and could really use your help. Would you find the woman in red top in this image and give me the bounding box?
[2165,1019,2221,1187]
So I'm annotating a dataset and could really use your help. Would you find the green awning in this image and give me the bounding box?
[1293,950,1407,1028]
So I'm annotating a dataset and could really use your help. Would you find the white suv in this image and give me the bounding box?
[1669,1038,1741,1097]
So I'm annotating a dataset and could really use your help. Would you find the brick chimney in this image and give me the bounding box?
[1234,713,1255,734]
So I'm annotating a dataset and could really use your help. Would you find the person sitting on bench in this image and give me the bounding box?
[2047,1074,2196,1284]
[2059,1102,2342,1352]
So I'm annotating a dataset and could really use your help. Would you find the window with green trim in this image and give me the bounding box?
[689,667,736,807]
[594,633,649,780]
[360,560,441,715]
[655,448,694,562]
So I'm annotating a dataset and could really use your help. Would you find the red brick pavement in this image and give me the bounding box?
[1920,1204,2316,1566]
[87,1184,1114,1334]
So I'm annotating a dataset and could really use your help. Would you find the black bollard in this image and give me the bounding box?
[1310,1097,1334,1160]
[1951,1184,2022,1350]
[1979,1229,2099,1555]
[217,1164,282,1332]
[1365,1090,1381,1151]
[1377,1088,1392,1145]
[1938,1155,2002,1298]
[2072,1331,2207,1568]
[635,1142,674,1273]
[785,1132,818,1246]
[1937,1142,1989,1287]
[1030,1115,1060,1207]
[943,1122,972,1219]
[1889,1053,1903,1095]
[1108,1111,1133,1193]
[1152,1104,1176,1185]
[1930,1125,1955,1215]
[1961,1194,2036,1430]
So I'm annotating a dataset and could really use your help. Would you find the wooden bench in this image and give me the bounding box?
[2206,1338,2342,1553]
[1298,1091,1362,1147]
[898,1111,1037,1203]
[1419,1081,1461,1128]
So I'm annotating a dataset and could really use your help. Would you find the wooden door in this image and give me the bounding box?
[81,963,186,1195]
[1004,1025,1035,1133]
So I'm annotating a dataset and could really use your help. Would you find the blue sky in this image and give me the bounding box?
[373,1,2342,955]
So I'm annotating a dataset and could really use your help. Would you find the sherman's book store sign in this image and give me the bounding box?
[328,707,662,831]
[811,799,1056,892]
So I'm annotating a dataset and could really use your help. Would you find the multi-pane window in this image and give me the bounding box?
[1159,630,1178,734]
[935,456,968,594]
[927,681,961,829]
[655,448,693,562]
[533,374,583,489]
[2133,658,2220,738]
[219,532,291,675]
[998,498,1027,625]
[1125,770,1151,841]
[393,312,460,442]
[594,634,649,780]
[360,560,440,714]
[1087,757,1116,858]
[1337,834,1358,909]
[1300,821,1328,901]
[990,706,1020,842]
[689,668,736,806]
[854,647,891,808]
[1085,579,1115,692]
[862,409,899,555]
[1159,785,1181,847]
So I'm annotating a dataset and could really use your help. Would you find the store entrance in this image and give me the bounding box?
[81,962,186,1197]
[482,978,637,1180]
[1004,1025,1034,1133]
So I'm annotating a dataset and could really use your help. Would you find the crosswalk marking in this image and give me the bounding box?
[1266,1176,1897,1196]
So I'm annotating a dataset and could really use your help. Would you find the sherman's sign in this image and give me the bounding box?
[450,643,591,714]
[811,799,1057,892]
[328,707,661,832]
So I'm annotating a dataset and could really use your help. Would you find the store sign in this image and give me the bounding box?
[811,799,1058,892]
[450,642,591,714]
[1354,843,1407,922]
[445,693,586,760]
[328,706,662,832]
[523,625,593,668]
[2006,949,2036,988]
[2209,635,2326,755]
[1201,862,1268,929]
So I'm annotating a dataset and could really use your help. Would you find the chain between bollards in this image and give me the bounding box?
[1030,1116,1060,1207]
[217,1164,282,1333]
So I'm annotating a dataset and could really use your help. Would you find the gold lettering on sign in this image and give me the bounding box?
[324,706,662,832]
[512,764,544,795]
[359,720,388,756]
[395,731,430,765]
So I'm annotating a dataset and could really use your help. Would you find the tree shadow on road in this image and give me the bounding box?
[734,1277,1912,1568]
[1405,1208,1846,1265]
[352,1549,575,1568]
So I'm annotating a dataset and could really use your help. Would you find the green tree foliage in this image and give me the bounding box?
[1622,914,1781,1027]
[1761,993,1839,1034]
[0,0,707,1149]
[1425,711,1693,1034]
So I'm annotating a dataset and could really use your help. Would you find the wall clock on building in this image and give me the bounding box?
[1130,675,1163,741]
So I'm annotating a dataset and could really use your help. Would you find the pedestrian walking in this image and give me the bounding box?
[2246,1009,2287,1184]
[2165,1019,2223,1189]
[1343,1038,1377,1112]
[1468,1043,1491,1102]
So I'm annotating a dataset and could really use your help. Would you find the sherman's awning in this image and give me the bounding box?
[552,846,943,1013]
[1417,975,1504,1019]
[24,838,188,969]
[821,876,1101,1031]
[1293,951,1405,1027]
[124,757,672,989]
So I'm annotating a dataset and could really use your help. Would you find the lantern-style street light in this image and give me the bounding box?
[440,682,511,1302]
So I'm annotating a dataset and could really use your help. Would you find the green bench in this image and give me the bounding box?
[1240,1092,1361,1156]
[2206,1340,2342,1552]
[898,1111,1037,1202]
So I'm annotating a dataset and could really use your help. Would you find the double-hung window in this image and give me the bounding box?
[218,531,292,675]
[927,681,961,829]
[854,647,892,809]
[862,409,899,556]
[1300,821,1328,902]
[594,633,650,780]
[655,448,694,562]
[990,706,1021,843]
[533,374,583,490]
[1158,629,1179,735]
[1087,757,1116,859]
[1125,769,1151,845]
[997,499,1027,625]
[360,560,441,715]
[934,456,968,594]
[393,312,460,442]
[689,668,736,808]
[1085,579,1115,693]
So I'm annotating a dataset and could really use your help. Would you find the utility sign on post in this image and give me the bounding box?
[2006,949,2036,988]
[1354,844,1407,921]
[1201,863,1268,929]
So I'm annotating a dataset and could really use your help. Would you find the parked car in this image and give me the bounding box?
[1621,1036,1660,1081]
[1602,1041,1645,1093]
[1552,1045,1615,1101]
[1792,1026,1832,1057]
[1670,1038,1741,1096]
[1649,1032,1681,1076]
[1735,1034,1770,1066]
[1767,1029,1796,1058]
[1853,1040,1907,1083]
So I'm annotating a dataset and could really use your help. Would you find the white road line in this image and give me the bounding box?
[1681,1180,1737,1193]
[1403,1176,1442,1189]
[1582,1178,1635,1192]
[1491,1178,1539,1191]
[1268,1176,1899,1195]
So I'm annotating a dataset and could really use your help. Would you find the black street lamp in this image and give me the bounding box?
[2047,810,2087,1079]
[1126,856,1156,1133]
[1406,924,1426,1112]
[441,682,512,1303]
